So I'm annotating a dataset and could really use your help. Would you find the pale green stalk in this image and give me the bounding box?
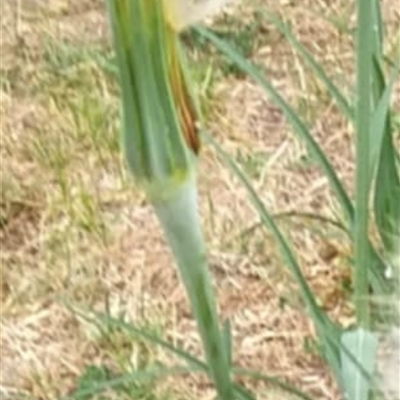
[355,0,372,327]
[105,1,233,398]
[153,176,233,400]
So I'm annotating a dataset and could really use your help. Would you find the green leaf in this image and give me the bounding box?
[106,0,196,199]
[71,306,324,400]
[66,366,198,400]
[232,384,259,400]
[222,318,233,368]
[265,15,354,121]
[195,26,354,226]
[233,368,316,400]
[70,305,209,370]
[371,61,400,268]
[340,328,378,400]
[202,130,343,387]
[370,62,399,179]
[98,316,207,370]
[369,51,400,279]
[195,25,391,296]
[73,365,113,399]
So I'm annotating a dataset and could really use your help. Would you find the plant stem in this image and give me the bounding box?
[153,176,234,400]
[355,0,372,327]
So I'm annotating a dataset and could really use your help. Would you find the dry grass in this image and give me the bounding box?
[1,0,399,399]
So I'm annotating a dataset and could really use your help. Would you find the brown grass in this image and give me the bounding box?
[1,0,399,399]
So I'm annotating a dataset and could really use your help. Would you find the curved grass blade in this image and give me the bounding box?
[232,384,258,400]
[233,368,316,400]
[374,106,400,269]
[370,62,400,179]
[202,130,343,387]
[194,25,353,228]
[202,132,321,321]
[100,312,208,370]
[195,25,390,296]
[231,213,349,251]
[203,131,385,396]
[71,306,320,400]
[66,366,199,400]
[265,15,354,121]
[273,211,349,233]
[94,313,313,400]
[223,318,233,368]
[69,304,208,370]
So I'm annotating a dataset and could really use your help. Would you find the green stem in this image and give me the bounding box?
[355,0,372,327]
[153,176,234,400]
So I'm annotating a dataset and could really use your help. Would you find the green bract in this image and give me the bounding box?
[106,0,199,202]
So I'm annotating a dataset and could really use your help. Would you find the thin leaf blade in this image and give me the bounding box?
[265,15,354,121]
[195,25,354,225]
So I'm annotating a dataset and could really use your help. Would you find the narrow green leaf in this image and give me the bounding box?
[70,306,208,370]
[65,365,199,400]
[204,132,387,395]
[195,26,354,226]
[265,15,354,121]
[273,211,349,233]
[370,63,400,178]
[370,59,400,267]
[340,328,378,400]
[354,0,373,327]
[72,306,323,400]
[195,24,391,298]
[223,318,233,368]
[232,384,259,400]
[193,26,394,302]
[202,130,343,386]
[233,368,316,400]
[371,0,383,60]
[374,111,400,267]
[203,132,319,321]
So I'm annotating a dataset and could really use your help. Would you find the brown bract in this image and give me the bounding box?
[167,26,201,154]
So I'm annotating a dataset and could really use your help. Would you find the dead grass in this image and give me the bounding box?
[1,0,399,399]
